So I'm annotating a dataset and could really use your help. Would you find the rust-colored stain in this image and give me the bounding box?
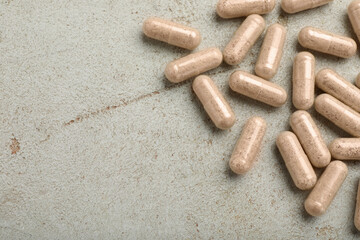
[10,137,20,154]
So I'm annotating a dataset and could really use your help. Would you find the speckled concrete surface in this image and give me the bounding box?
[1,0,360,239]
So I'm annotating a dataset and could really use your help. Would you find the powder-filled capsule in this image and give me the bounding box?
[316,68,360,113]
[355,180,360,231]
[276,131,317,190]
[223,14,265,65]
[281,0,333,14]
[348,0,360,43]
[229,71,287,107]
[290,111,331,168]
[292,52,315,110]
[255,23,286,80]
[217,0,275,19]
[298,27,357,58]
[165,47,223,83]
[193,75,236,130]
[143,17,201,50]
[329,138,360,160]
[229,117,267,174]
[315,94,360,137]
[304,161,347,216]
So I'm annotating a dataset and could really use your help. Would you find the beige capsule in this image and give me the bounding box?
[165,47,223,83]
[281,0,333,14]
[355,180,360,231]
[193,75,236,130]
[315,94,360,137]
[304,161,348,216]
[229,71,287,107]
[292,52,315,110]
[298,27,357,58]
[216,0,275,19]
[290,111,331,168]
[316,68,360,113]
[229,117,267,174]
[255,23,287,80]
[356,73,360,88]
[143,17,201,50]
[348,0,360,43]
[276,131,317,190]
[223,14,265,65]
[329,138,360,160]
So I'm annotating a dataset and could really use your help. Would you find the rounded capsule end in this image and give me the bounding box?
[348,0,360,13]
[216,114,236,130]
[216,0,231,19]
[347,38,358,58]
[281,0,296,13]
[255,64,277,80]
[188,30,202,50]
[298,27,313,47]
[297,174,317,190]
[329,139,343,160]
[305,199,327,216]
[165,62,181,83]
[229,158,252,174]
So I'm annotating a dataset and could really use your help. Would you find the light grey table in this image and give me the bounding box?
[1,0,360,239]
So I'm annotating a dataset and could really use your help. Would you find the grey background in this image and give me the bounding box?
[1,0,360,239]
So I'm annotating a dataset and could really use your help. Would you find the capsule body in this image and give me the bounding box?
[193,75,235,130]
[304,161,348,216]
[255,23,286,80]
[165,47,223,83]
[276,131,317,190]
[229,71,287,107]
[281,0,333,14]
[355,180,360,231]
[298,27,357,58]
[329,138,360,160]
[223,14,265,65]
[316,68,360,112]
[143,17,201,50]
[290,111,330,168]
[292,52,315,110]
[315,94,360,137]
[217,0,275,19]
[229,117,267,174]
[348,0,360,43]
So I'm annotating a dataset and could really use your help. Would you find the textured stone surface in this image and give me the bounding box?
[1,0,360,239]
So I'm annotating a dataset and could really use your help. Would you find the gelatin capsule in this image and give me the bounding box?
[315,94,360,137]
[304,161,347,216]
[143,17,201,50]
[348,0,360,43]
[316,68,360,112]
[229,70,287,107]
[281,0,333,14]
[290,111,331,168]
[276,131,317,190]
[193,75,235,130]
[329,138,360,160]
[298,27,357,58]
[223,14,265,65]
[292,52,315,110]
[165,47,223,83]
[255,23,286,80]
[216,0,275,19]
[229,117,267,174]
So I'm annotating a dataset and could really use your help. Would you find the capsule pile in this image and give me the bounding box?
[143,0,360,230]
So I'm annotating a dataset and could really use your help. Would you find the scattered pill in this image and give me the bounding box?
[304,161,347,216]
[290,111,331,168]
[355,180,360,231]
[315,94,360,137]
[298,27,357,58]
[316,68,360,113]
[216,0,275,19]
[193,75,236,130]
[329,138,360,160]
[229,116,267,174]
[292,52,315,110]
[281,0,333,14]
[165,47,223,83]
[223,14,265,65]
[229,70,287,107]
[348,0,360,43]
[276,131,317,190]
[255,23,287,80]
[143,17,201,50]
